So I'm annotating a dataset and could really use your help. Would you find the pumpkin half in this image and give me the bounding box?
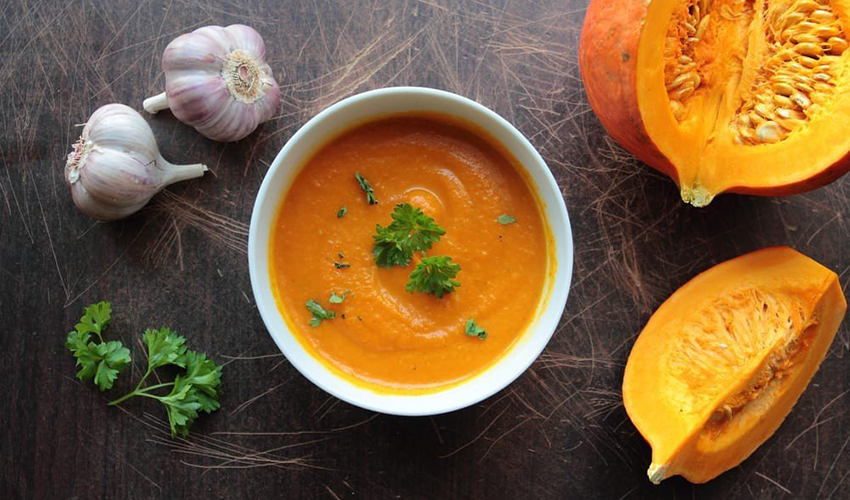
[623,247,846,483]
[579,0,850,206]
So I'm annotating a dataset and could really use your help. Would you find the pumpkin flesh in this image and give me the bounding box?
[623,247,846,483]
[581,0,850,205]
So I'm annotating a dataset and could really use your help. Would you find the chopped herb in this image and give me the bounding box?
[497,214,517,225]
[465,319,487,339]
[373,203,446,267]
[406,255,461,298]
[306,299,336,327]
[334,262,350,269]
[337,206,347,218]
[329,291,347,304]
[338,252,345,259]
[355,173,377,205]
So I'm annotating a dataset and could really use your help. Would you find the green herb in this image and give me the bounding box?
[65,302,223,437]
[337,206,347,218]
[373,203,446,267]
[497,214,517,225]
[329,291,347,304]
[108,328,222,437]
[355,173,377,205]
[406,256,461,298]
[334,262,350,269]
[465,319,487,339]
[65,301,130,391]
[306,299,336,327]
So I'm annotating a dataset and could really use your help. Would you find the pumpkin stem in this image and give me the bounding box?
[681,184,713,207]
[647,462,669,485]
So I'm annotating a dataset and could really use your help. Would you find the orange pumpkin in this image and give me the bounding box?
[623,247,846,483]
[579,0,850,206]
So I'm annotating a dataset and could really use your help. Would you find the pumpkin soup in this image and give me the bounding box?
[269,115,551,393]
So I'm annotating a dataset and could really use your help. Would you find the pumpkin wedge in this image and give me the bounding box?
[579,0,850,206]
[623,247,846,483]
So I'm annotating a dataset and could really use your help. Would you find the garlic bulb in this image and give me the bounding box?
[143,24,281,142]
[65,104,208,221]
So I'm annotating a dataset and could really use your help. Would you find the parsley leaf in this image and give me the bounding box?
[306,299,336,327]
[373,203,446,267]
[497,214,517,225]
[329,291,347,304]
[337,206,347,218]
[109,338,223,438]
[160,350,223,437]
[465,319,487,339]
[355,173,377,205]
[75,301,112,342]
[334,262,350,269]
[406,256,461,298]
[65,301,130,391]
[142,327,187,370]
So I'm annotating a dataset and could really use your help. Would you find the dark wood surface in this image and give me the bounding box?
[1,0,847,498]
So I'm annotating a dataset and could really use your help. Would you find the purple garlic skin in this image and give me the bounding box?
[145,24,281,142]
[65,104,207,221]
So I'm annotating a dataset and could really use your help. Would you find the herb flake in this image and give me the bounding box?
[306,299,336,327]
[355,173,377,205]
[497,214,517,225]
[465,319,487,339]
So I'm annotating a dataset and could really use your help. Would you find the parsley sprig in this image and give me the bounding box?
[65,302,130,391]
[65,302,223,437]
[107,327,222,437]
[406,256,461,298]
[373,203,446,267]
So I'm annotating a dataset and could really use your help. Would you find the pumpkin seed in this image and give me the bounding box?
[756,122,782,143]
[827,37,848,54]
[795,43,823,57]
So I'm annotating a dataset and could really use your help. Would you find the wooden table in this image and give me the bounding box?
[1,1,847,498]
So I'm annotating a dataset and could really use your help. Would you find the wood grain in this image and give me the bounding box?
[0,0,846,498]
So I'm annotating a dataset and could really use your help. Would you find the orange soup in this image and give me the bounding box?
[270,115,550,393]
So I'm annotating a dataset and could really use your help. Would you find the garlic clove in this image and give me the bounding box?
[144,24,281,142]
[66,103,208,221]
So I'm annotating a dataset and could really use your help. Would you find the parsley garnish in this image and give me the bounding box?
[355,173,377,205]
[334,262,350,269]
[66,302,223,437]
[465,319,487,339]
[337,206,347,218]
[497,214,517,225]
[406,256,461,298]
[373,203,445,267]
[65,301,130,391]
[306,299,336,327]
[329,291,347,304]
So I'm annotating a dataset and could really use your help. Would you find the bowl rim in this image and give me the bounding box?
[249,86,573,416]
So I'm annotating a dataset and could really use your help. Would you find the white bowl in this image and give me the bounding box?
[249,87,573,416]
